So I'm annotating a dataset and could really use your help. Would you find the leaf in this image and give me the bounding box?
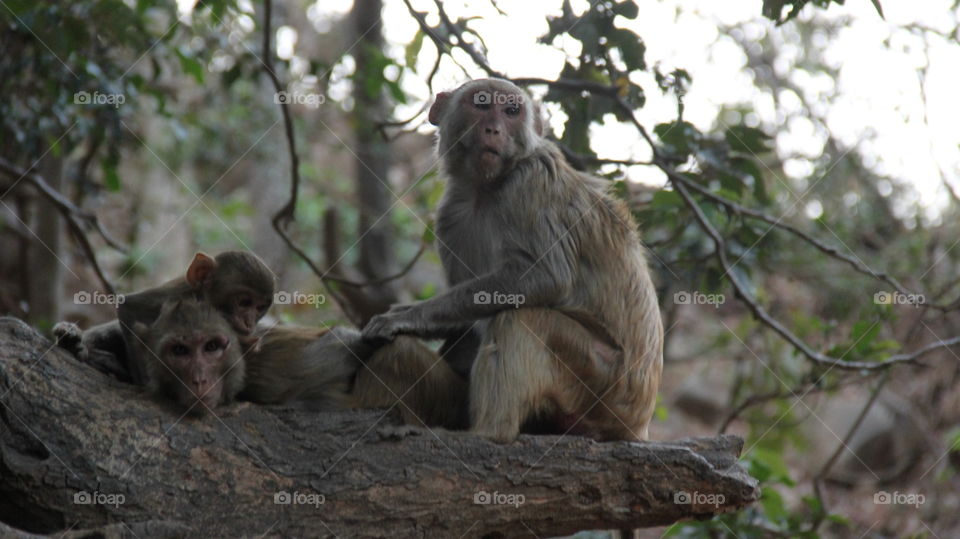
[870,0,885,19]
[726,125,772,155]
[405,30,425,68]
[175,48,205,84]
[650,189,682,210]
[101,155,121,192]
[612,1,639,19]
[609,28,646,71]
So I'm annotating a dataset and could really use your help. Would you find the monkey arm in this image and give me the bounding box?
[362,256,573,341]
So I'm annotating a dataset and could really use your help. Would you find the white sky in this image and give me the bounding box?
[184,0,960,222]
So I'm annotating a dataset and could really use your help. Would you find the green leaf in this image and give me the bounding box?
[405,30,425,68]
[175,48,205,84]
[650,189,683,210]
[612,1,639,19]
[609,28,646,71]
[870,0,885,19]
[101,155,121,192]
[726,125,771,155]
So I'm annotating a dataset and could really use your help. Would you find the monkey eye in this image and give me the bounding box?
[204,339,223,353]
[505,105,521,116]
[238,296,254,308]
[170,344,190,357]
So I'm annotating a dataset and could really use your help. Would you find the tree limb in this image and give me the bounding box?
[0,317,758,536]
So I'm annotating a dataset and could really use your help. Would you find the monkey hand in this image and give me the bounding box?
[361,304,420,343]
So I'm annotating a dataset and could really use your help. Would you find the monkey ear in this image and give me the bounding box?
[186,252,217,287]
[428,91,452,126]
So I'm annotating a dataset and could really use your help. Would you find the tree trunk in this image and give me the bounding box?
[0,317,758,537]
[349,0,399,325]
[24,155,64,328]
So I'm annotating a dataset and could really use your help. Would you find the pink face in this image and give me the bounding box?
[458,86,529,177]
[162,333,231,409]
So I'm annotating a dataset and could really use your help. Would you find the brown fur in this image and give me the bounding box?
[363,79,663,442]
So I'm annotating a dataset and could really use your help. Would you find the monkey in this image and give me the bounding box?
[55,251,275,385]
[241,327,466,429]
[241,325,371,410]
[130,298,245,415]
[362,78,663,443]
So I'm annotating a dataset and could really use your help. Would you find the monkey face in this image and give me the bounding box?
[160,333,232,413]
[209,286,272,335]
[430,79,542,183]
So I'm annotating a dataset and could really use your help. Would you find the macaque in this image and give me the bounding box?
[362,78,663,442]
[55,251,275,385]
[241,326,371,410]
[131,298,245,415]
[242,327,465,428]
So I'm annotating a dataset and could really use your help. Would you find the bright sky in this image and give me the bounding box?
[182,0,960,223]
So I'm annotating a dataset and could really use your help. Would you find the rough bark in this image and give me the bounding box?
[0,317,758,537]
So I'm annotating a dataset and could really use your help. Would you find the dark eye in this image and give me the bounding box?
[505,105,520,116]
[238,297,253,308]
[171,344,189,356]
[204,339,222,353]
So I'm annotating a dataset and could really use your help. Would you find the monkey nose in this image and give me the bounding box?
[484,126,500,135]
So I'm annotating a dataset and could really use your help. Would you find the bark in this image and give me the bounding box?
[0,317,758,537]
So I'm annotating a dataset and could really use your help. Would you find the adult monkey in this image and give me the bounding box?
[363,78,663,442]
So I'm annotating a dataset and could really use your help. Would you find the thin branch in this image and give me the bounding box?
[259,0,425,316]
[431,0,500,77]
[810,370,890,532]
[0,157,123,294]
[665,170,944,309]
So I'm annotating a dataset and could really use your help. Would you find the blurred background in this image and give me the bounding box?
[1,0,959,536]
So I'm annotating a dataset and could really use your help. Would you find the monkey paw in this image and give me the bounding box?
[52,322,86,358]
[361,305,420,342]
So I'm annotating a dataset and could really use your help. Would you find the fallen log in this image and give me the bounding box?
[0,317,758,536]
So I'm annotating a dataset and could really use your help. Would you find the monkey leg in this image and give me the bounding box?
[352,336,467,429]
[469,308,644,443]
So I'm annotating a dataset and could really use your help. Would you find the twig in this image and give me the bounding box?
[810,370,890,531]
[260,0,426,313]
[0,157,122,294]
